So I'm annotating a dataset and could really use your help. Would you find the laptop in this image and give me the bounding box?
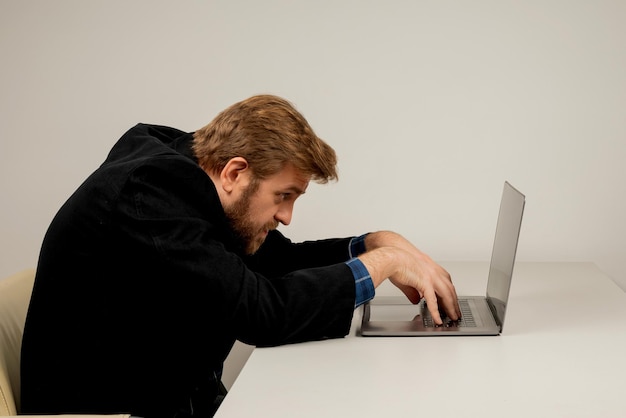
[361,181,525,336]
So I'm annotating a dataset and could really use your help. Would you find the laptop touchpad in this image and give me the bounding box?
[367,304,422,322]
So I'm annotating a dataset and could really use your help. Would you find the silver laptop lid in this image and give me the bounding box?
[486,181,525,331]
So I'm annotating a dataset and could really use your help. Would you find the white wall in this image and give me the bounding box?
[2,0,625,316]
[2,0,625,392]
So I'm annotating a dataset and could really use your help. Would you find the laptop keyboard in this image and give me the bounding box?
[422,299,477,328]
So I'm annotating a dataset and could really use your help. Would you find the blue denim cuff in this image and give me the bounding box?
[345,257,375,308]
[348,234,368,258]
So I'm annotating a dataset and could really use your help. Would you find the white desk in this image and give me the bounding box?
[215,262,626,418]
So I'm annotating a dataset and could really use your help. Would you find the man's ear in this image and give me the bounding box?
[220,157,250,193]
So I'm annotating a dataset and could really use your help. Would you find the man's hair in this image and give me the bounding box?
[192,94,338,183]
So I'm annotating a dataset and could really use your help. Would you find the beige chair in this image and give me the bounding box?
[0,269,132,418]
[0,269,35,416]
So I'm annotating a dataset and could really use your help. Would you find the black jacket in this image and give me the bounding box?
[21,124,356,418]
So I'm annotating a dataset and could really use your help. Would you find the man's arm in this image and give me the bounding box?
[357,231,461,325]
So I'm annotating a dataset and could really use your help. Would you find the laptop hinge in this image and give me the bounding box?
[486,296,503,331]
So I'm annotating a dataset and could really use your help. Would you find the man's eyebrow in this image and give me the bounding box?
[283,186,306,195]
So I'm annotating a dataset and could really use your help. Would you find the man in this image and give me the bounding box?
[21,95,460,418]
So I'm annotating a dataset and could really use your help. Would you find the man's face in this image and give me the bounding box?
[223,164,309,254]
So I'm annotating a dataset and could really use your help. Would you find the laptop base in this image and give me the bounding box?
[360,296,501,337]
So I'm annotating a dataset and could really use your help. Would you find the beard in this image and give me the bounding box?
[223,180,278,255]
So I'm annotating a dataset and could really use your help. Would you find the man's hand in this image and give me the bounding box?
[357,231,461,325]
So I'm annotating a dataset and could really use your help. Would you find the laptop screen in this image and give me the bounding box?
[486,182,525,329]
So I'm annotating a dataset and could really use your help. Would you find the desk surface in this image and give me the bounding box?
[215,262,626,418]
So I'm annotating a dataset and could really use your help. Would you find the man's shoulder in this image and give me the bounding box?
[103,123,193,167]
[124,123,188,142]
[65,123,212,220]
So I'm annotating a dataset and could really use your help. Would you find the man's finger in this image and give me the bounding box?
[423,290,443,325]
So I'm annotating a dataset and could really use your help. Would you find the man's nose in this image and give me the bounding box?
[275,203,293,226]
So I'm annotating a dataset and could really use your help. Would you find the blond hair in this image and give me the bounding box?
[193,95,338,183]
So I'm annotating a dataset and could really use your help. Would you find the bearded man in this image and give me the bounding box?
[21,95,460,418]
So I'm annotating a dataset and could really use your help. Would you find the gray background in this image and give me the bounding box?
[2,4,624,300]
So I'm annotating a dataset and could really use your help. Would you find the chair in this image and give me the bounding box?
[0,269,132,418]
[0,269,35,416]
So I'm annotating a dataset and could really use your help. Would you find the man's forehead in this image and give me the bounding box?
[264,165,310,193]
